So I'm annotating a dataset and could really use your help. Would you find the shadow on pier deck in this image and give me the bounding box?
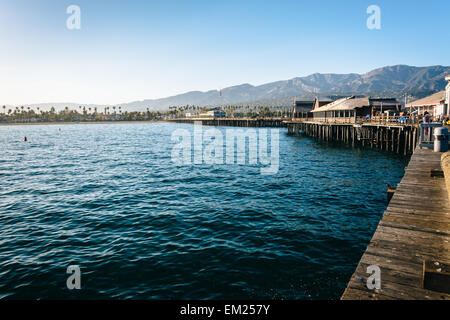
[341,147,450,300]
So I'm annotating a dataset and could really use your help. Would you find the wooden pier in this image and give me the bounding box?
[341,147,450,300]
[166,118,286,128]
[286,121,419,155]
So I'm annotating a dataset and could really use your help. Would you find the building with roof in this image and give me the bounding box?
[311,96,400,123]
[291,97,335,119]
[405,90,446,118]
[291,100,313,119]
[446,75,450,113]
[195,108,226,118]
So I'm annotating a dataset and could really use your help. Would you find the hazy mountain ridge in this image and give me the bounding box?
[119,65,450,110]
[17,65,450,111]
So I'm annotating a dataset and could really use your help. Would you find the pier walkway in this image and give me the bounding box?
[341,147,450,300]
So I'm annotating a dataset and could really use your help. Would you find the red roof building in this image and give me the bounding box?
[406,90,446,118]
[446,76,450,111]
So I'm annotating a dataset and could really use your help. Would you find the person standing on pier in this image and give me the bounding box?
[424,111,431,136]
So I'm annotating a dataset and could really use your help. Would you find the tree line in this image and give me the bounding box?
[0,104,293,123]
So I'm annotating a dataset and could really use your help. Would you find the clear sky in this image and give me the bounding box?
[0,0,449,105]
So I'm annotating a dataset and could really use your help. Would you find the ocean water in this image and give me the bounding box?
[0,123,408,300]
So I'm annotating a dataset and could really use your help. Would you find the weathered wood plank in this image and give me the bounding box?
[342,147,450,300]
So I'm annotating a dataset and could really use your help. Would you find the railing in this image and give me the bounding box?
[419,123,444,149]
[363,115,419,125]
[307,117,355,124]
[290,115,425,126]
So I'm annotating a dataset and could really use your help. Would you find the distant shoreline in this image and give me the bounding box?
[0,120,165,127]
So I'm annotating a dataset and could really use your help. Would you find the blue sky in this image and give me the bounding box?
[0,0,449,105]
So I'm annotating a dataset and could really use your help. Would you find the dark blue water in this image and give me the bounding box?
[0,123,408,299]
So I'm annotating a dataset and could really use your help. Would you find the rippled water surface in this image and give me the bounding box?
[0,123,408,299]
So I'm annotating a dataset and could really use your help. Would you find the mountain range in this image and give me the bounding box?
[21,65,450,111]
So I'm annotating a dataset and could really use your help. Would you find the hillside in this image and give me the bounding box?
[20,65,450,111]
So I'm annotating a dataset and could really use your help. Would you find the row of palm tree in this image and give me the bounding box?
[0,104,293,123]
[0,105,166,122]
[167,104,292,118]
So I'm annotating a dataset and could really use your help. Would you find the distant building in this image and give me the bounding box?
[446,75,450,114]
[292,97,334,119]
[292,100,314,118]
[196,108,226,118]
[311,96,400,123]
[406,90,447,118]
[313,97,336,110]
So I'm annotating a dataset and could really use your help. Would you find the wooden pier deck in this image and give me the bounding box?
[341,147,450,300]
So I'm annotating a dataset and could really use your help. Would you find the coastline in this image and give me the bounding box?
[0,120,164,127]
